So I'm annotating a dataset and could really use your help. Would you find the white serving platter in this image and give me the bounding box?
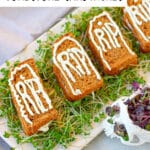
[0,7,105,150]
[0,7,150,150]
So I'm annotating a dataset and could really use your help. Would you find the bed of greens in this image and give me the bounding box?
[0,7,150,150]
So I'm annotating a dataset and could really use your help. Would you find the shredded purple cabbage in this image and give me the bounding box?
[124,87,150,130]
[132,82,140,91]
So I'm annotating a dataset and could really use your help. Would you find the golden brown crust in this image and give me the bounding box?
[9,58,57,136]
[88,35,137,75]
[87,12,137,75]
[123,2,150,53]
[53,33,103,101]
[127,0,141,6]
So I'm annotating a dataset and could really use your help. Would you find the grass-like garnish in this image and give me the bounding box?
[0,7,150,150]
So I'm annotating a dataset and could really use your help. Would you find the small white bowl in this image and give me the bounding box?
[103,85,150,146]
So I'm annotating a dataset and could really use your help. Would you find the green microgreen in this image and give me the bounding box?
[107,118,113,124]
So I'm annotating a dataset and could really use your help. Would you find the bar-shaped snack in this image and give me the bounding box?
[9,59,57,135]
[53,33,103,101]
[123,0,150,52]
[87,12,137,75]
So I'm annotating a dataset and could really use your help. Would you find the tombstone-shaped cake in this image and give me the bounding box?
[87,12,137,75]
[53,33,103,101]
[9,59,57,135]
[123,0,150,52]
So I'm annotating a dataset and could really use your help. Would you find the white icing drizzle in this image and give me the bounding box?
[125,0,150,41]
[53,36,101,96]
[9,64,53,125]
[104,23,121,48]
[94,29,111,52]
[89,12,135,71]
[125,18,133,30]
[38,121,51,132]
[15,81,40,116]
